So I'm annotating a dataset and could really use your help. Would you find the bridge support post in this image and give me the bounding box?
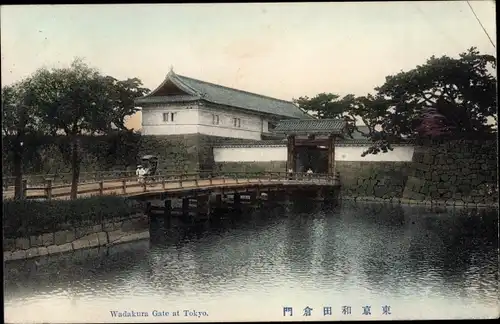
[197,195,210,220]
[266,188,276,202]
[164,199,172,228]
[325,188,340,204]
[233,193,241,209]
[182,198,190,217]
[249,191,257,204]
[286,135,296,174]
[327,135,336,176]
[214,194,223,208]
[164,200,172,217]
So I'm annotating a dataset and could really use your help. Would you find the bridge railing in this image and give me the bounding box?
[2,170,187,188]
[2,171,340,200]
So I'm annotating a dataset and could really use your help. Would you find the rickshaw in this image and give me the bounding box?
[141,155,159,182]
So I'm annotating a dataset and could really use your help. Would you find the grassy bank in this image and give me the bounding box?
[3,196,144,239]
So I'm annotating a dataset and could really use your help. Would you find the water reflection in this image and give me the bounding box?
[4,200,498,321]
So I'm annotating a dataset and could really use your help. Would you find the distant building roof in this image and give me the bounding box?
[272,119,346,135]
[135,70,310,119]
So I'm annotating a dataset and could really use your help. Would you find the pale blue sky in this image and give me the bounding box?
[1,2,496,128]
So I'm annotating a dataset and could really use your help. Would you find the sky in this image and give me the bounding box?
[1,1,497,130]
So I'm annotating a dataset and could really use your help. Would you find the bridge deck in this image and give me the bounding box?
[3,173,340,201]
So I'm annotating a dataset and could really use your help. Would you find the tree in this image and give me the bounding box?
[295,47,497,156]
[371,47,497,147]
[24,58,149,199]
[293,93,359,136]
[293,93,353,119]
[1,80,47,199]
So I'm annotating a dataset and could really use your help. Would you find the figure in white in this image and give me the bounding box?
[136,165,146,183]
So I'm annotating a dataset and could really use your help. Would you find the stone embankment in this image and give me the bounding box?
[3,214,150,262]
[339,196,498,209]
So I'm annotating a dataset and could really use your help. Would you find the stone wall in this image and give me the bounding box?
[402,140,498,204]
[337,161,412,199]
[3,213,150,262]
[338,140,498,205]
[139,134,199,172]
[3,133,255,181]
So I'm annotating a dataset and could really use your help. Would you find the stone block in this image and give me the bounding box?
[54,230,76,246]
[390,197,400,204]
[26,247,40,259]
[38,247,49,256]
[3,238,16,251]
[97,232,108,246]
[30,235,44,248]
[107,229,126,243]
[47,243,73,255]
[102,222,114,232]
[15,237,30,250]
[4,251,12,262]
[121,220,136,232]
[73,232,102,250]
[75,225,96,239]
[42,233,54,246]
[113,231,150,245]
[10,250,27,260]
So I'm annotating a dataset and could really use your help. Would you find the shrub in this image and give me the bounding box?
[2,195,144,238]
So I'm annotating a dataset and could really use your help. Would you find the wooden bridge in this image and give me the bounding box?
[2,171,341,201]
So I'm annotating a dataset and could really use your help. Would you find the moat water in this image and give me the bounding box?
[4,200,499,322]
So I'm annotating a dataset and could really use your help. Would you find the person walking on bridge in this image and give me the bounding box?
[136,165,146,184]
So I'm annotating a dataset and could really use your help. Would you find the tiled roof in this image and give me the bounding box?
[135,95,199,104]
[135,71,310,119]
[213,139,287,148]
[273,119,346,134]
[213,138,414,148]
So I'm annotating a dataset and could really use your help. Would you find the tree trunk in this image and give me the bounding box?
[13,138,23,200]
[70,136,81,199]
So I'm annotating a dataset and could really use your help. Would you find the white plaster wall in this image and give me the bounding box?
[336,146,414,162]
[214,147,287,162]
[213,146,415,162]
[198,125,262,140]
[141,104,199,135]
[262,119,269,133]
[197,107,264,140]
[141,104,266,140]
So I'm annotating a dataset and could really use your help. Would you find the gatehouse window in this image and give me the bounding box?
[212,114,220,125]
[233,117,241,128]
[163,112,176,122]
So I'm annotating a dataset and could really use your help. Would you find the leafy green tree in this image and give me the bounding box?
[295,47,497,156]
[24,58,149,198]
[369,47,497,152]
[2,80,47,199]
[293,93,354,119]
[293,93,359,136]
